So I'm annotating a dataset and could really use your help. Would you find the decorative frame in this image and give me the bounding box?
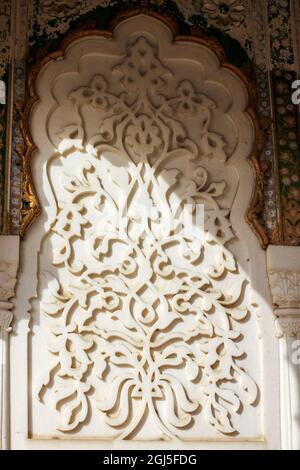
[19,6,267,246]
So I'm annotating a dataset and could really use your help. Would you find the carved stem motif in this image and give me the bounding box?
[35,33,258,440]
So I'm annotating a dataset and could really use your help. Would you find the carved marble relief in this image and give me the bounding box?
[269,271,300,309]
[267,245,300,338]
[25,14,262,442]
[0,261,18,301]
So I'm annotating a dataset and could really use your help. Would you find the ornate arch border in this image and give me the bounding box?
[18,6,268,247]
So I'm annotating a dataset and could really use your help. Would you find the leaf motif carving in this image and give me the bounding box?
[37,33,259,440]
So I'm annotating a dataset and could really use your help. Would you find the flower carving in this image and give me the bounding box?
[41,0,81,18]
[115,36,172,95]
[0,262,18,301]
[70,75,110,110]
[125,115,162,158]
[37,34,258,440]
[203,0,245,27]
[175,80,203,116]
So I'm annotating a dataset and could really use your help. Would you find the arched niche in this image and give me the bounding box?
[12,11,279,449]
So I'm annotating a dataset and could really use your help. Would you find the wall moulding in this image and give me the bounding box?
[267,245,300,337]
[18,6,268,248]
[267,243,300,449]
[0,235,19,450]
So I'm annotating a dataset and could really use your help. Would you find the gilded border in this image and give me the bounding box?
[20,7,268,247]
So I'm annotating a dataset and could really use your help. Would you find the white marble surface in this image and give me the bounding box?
[10,13,280,449]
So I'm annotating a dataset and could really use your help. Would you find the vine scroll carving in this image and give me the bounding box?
[24,13,261,442]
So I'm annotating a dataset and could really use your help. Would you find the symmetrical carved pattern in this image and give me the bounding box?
[267,246,300,339]
[268,270,300,309]
[275,316,300,338]
[34,33,259,440]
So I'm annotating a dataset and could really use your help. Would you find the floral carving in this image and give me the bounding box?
[36,35,258,439]
[268,270,300,309]
[275,316,300,338]
[69,75,111,110]
[0,261,18,301]
[203,0,245,28]
[40,0,82,18]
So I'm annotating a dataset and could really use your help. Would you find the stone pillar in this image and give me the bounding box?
[0,236,19,450]
[267,246,300,450]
